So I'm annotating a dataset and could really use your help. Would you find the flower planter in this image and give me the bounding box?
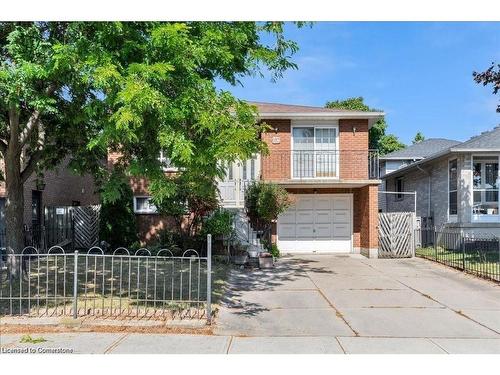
[258,254,274,269]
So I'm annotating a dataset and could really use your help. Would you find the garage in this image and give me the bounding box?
[277,194,353,253]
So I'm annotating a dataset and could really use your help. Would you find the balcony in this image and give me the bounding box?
[261,150,379,181]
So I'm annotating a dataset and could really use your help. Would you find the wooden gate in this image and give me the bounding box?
[73,205,101,248]
[378,212,415,258]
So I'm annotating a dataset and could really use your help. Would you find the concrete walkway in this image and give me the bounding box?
[2,255,500,353]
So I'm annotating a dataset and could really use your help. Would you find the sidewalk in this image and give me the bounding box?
[2,332,500,354]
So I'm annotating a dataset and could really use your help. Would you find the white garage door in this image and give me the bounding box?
[277,194,352,253]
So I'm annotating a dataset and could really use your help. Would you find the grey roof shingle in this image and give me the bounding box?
[380,138,461,160]
[450,126,500,151]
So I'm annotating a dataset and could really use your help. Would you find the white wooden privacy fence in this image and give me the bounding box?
[0,235,213,323]
[378,212,415,258]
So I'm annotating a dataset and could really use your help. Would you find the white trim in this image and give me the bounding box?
[290,122,340,180]
[133,196,158,214]
[470,154,500,223]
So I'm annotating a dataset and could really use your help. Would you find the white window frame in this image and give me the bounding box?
[159,151,178,172]
[448,158,458,222]
[471,154,500,223]
[290,121,340,180]
[133,196,158,214]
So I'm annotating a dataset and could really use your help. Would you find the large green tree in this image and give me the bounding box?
[325,97,405,155]
[0,22,303,257]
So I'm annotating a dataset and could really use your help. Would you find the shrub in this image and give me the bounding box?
[268,243,280,258]
[99,171,138,250]
[201,209,235,238]
[245,181,292,223]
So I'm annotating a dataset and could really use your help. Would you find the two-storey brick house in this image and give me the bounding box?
[127,101,384,257]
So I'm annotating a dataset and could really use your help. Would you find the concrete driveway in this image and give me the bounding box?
[215,254,500,353]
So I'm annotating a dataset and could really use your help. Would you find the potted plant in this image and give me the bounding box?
[231,244,249,265]
[258,252,274,269]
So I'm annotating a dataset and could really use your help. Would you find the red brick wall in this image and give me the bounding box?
[260,118,370,181]
[339,119,369,180]
[354,185,378,250]
[261,119,292,180]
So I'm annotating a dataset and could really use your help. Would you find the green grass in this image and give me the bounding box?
[416,246,500,282]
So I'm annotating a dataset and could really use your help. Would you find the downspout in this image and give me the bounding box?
[415,163,432,218]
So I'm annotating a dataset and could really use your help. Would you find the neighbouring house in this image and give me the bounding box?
[119,101,384,258]
[0,157,100,247]
[381,126,500,234]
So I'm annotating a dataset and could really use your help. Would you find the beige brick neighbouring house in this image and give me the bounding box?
[115,101,384,257]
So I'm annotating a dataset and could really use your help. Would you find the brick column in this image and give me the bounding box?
[355,185,379,258]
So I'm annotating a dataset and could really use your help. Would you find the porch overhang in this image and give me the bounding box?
[267,179,382,189]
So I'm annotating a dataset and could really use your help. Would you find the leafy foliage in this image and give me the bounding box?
[0,22,304,250]
[201,209,235,238]
[325,97,405,155]
[245,182,292,223]
[154,173,220,248]
[412,132,425,144]
[98,170,138,250]
[473,62,500,112]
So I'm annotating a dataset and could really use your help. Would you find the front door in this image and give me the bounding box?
[31,190,42,228]
[219,155,260,207]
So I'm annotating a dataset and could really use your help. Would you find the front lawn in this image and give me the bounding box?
[0,254,232,320]
[416,246,500,282]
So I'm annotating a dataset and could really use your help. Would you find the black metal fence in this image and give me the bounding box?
[0,235,213,322]
[0,223,75,253]
[415,227,500,282]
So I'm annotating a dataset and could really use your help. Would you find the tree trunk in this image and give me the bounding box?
[4,142,24,276]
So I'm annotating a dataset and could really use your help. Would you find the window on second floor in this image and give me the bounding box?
[159,151,177,171]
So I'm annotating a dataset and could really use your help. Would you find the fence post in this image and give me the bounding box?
[73,250,79,319]
[434,228,437,261]
[206,234,212,325]
[461,234,465,271]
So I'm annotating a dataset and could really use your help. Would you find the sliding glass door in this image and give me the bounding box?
[292,126,337,178]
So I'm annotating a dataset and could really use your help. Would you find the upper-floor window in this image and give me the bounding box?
[159,151,177,171]
[448,159,458,216]
[133,196,158,214]
[291,126,338,178]
[395,177,404,201]
[472,156,499,219]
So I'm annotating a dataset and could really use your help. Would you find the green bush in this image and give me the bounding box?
[245,181,291,223]
[268,243,280,258]
[99,172,138,250]
[202,209,235,238]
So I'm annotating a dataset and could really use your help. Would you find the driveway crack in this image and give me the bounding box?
[306,272,359,337]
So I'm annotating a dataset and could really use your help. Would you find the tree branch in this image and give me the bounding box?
[20,83,57,146]
[20,149,43,183]
[19,110,40,146]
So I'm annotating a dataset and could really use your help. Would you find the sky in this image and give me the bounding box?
[216,22,500,145]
